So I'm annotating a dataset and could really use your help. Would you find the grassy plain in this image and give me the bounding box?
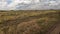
[0,10,60,34]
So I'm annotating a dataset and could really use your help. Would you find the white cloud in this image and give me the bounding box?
[7,0,32,10]
[0,0,60,10]
[7,0,40,10]
[0,1,8,10]
[49,1,59,6]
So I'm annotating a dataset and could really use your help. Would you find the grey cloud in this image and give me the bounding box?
[0,0,60,10]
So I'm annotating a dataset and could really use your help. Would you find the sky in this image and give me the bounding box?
[0,0,60,10]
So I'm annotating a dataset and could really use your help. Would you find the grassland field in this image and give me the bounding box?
[0,10,60,34]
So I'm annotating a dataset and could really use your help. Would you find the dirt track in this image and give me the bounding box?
[45,21,60,34]
[50,23,60,34]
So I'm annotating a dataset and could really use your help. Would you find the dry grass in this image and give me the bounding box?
[0,10,60,34]
[0,10,57,22]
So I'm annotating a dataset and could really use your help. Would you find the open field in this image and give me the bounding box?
[0,10,60,34]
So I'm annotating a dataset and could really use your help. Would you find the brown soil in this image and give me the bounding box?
[46,22,60,34]
[50,23,60,34]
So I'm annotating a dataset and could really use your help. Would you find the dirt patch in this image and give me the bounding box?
[50,23,60,34]
[45,22,60,34]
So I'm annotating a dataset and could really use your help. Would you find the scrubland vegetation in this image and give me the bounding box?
[0,10,60,34]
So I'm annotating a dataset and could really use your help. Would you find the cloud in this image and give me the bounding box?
[0,0,60,10]
[7,0,12,4]
[49,1,59,6]
[0,1,7,10]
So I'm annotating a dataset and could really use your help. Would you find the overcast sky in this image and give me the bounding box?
[0,0,60,10]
